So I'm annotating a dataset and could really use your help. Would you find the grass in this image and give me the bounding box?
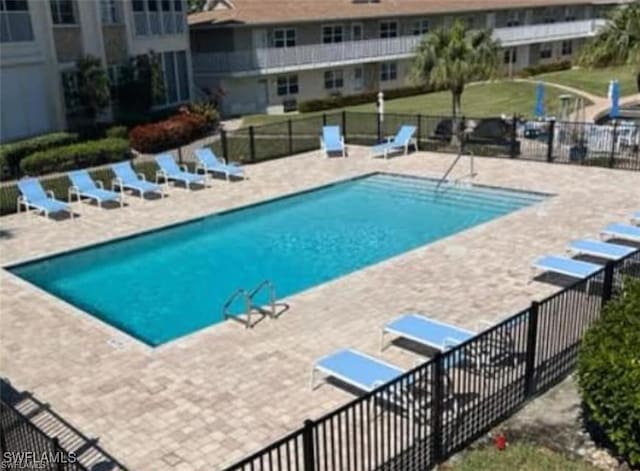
[535,65,637,97]
[241,81,587,128]
[444,443,600,471]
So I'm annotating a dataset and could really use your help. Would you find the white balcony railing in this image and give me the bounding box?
[193,19,607,76]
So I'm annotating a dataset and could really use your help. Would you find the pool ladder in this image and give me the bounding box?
[222,279,277,328]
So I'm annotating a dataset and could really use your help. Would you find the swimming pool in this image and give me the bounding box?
[9,173,547,346]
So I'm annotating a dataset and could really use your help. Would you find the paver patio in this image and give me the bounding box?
[0,147,638,470]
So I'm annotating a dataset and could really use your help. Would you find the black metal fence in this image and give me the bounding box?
[223,248,640,471]
[0,379,128,471]
[215,111,640,171]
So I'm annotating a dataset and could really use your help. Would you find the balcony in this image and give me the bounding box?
[193,19,607,76]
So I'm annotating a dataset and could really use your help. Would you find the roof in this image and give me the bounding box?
[188,0,612,27]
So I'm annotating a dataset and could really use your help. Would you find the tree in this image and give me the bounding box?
[115,51,166,116]
[76,55,110,123]
[579,2,640,92]
[410,21,501,142]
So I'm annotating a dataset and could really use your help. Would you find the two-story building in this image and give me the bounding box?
[0,0,192,142]
[189,0,626,116]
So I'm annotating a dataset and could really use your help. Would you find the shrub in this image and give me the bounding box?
[298,85,433,113]
[105,125,129,139]
[188,101,220,130]
[517,60,572,78]
[577,277,640,467]
[0,132,78,177]
[20,138,130,176]
[129,113,209,153]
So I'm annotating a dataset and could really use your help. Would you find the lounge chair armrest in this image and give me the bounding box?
[46,190,56,199]
[179,164,188,172]
[137,173,147,181]
[95,180,105,189]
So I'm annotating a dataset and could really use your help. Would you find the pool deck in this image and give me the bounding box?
[1,148,638,470]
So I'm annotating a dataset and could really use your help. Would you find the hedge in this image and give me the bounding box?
[129,113,209,154]
[517,60,572,78]
[20,138,130,176]
[298,85,434,113]
[577,277,640,467]
[0,132,78,178]
[0,160,160,216]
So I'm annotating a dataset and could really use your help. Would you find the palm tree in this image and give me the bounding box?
[410,20,501,141]
[579,2,640,91]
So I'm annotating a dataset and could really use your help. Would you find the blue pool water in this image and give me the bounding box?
[10,173,547,346]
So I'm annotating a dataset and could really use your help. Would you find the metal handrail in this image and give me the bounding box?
[222,288,253,328]
[248,279,277,318]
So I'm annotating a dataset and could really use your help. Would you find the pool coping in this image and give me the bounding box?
[2,170,554,352]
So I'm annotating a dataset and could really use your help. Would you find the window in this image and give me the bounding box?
[565,7,576,21]
[351,23,362,41]
[156,50,190,106]
[273,28,295,48]
[324,69,343,90]
[100,0,120,24]
[353,67,363,90]
[61,69,82,112]
[379,21,397,38]
[411,19,429,36]
[540,43,552,59]
[506,12,521,27]
[380,62,397,82]
[503,48,517,64]
[322,25,343,44]
[277,75,299,96]
[0,0,34,43]
[132,0,185,36]
[561,40,573,56]
[50,0,76,25]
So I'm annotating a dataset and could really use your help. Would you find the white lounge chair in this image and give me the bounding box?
[601,223,640,242]
[370,125,418,159]
[381,313,474,352]
[111,161,164,198]
[155,154,206,190]
[68,170,123,208]
[194,148,245,181]
[568,239,635,261]
[17,178,73,219]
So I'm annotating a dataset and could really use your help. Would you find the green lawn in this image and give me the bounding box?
[535,65,637,97]
[242,81,581,128]
[444,443,599,471]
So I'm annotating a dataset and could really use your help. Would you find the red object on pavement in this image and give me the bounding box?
[495,433,507,451]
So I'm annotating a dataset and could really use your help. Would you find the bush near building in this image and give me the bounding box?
[577,277,640,467]
[0,132,79,178]
[20,138,130,176]
[129,112,209,153]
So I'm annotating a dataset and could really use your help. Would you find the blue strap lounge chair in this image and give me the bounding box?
[320,126,346,158]
[111,161,164,198]
[155,153,206,190]
[194,148,245,181]
[568,239,635,261]
[601,223,640,242]
[68,170,123,208]
[17,178,73,219]
[533,255,602,279]
[381,314,474,352]
[370,125,418,159]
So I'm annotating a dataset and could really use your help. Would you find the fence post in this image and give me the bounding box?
[430,353,444,463]
[288,119,293,155]
[342,110,347,141]
[546,119,556,162]
[377,112,382,143]
[609,120,618,168]
[547,119,556,162]
[417,114,422,149]
[524,301,540,398]
[302,419,316,471]
[220,128,229,164]
[248,126,256,163]
[52,438,64,471]
[510,114,518,158]
[601,262,615,306]
[322,113,327,126]
[177,146,183,165]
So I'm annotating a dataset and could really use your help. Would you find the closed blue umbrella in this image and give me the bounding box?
[610,80,620,119]
[534,82,545,119]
